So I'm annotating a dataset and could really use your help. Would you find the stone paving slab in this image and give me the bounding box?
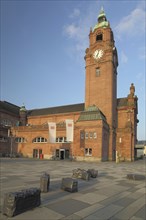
[84,204,124,220]
[130,217,144,220]
[112,197,135,207]
[75,203,104,218]
[114,196,146,219]
[99,191,131,206]
[75,192,108,205]
[0,158,146,220]
[7,207,64,220]
[46,199,89,216]
[134,205,146,219]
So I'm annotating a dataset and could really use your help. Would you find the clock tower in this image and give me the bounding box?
[84,7,118,160]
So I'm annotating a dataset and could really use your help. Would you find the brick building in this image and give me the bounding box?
[0,8,138,161]
[0,101,20,155]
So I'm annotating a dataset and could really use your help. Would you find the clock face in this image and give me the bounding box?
[93,49,104,59]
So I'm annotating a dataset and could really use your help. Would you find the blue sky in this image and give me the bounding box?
[1,0,145,140]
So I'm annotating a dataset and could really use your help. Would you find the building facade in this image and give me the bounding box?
[0,101,20,155]
[0,8,138,161]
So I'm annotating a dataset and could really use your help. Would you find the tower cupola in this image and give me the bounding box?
[93,7,109,31]
[98,7,107,22]
[19,104,27,126]
[20,104,27,112]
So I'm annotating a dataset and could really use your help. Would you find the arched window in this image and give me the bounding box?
[96,33,103,41]
[32,137,47,143]
[96,68,100,77]
[15,137,26,143]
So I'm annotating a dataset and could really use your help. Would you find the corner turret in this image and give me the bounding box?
[19,104,27,126]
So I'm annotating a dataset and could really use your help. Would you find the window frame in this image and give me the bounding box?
[96,68,100,77]
[32,137,47,143]
[85,148,92,156]
[96,33,103,41]
[15,137,26,143]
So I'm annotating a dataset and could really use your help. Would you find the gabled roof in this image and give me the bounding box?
[77,105,106,122]
[27,103,85,117]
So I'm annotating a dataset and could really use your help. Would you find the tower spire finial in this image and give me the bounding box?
[93,7,109,31]
[100,6,104,13]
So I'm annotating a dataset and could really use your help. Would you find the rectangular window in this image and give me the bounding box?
[59,137,63,142]
[89,148,92,155]
[0,137,8,142]
[85,148,92,156]
[85,132,88,139]
[85,148,88,155]
[89,132,93,139]
[93,132,97,139]
[15,137,25,143]
[96,68,100,77]
[80,130,85,139]
[56,137,66,143]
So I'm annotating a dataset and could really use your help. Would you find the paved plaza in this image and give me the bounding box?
[0,158,146,220]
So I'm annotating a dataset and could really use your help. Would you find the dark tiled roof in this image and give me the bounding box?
[0,101,20,115]
[27,103,85,116]
[117,98,128,108]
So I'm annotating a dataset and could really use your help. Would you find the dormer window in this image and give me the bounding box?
[96,33,103,41]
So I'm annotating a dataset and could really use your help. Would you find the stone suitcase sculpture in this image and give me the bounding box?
[87,169,98,178]
[127,174,146,180]
[3,188,41,217]
[40,173,50,192]
[61,178,78,192]
[72,168,90,180]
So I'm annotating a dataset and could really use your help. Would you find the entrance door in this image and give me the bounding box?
[39,149,42,159]
[65,149,69,159]
[33,149,38,158]
[33,149,42,158]
[60,149,65,160]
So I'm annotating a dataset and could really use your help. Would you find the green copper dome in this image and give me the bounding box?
[98,7,106,19]
[20,104,26,112]
[93,7,109,31]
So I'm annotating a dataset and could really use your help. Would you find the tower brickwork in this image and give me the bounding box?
[84,8,118,160]
[116,83,138,161]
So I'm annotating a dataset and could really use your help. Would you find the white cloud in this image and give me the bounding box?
[63,3,98,60]
[69,8,80,18]
[115,4,145,38]
[64,24,80,38]
[136,72,144,80]
[138,47,146,60]
[121,51,128,64]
